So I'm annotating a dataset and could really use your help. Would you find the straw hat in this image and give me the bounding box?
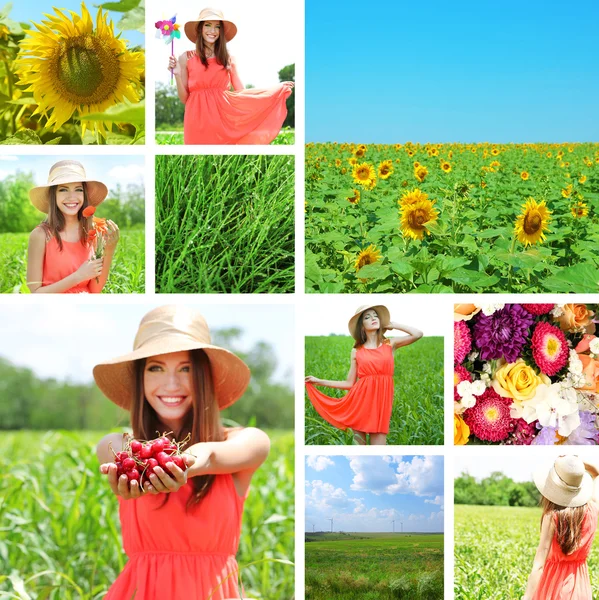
[347,305,390,340]
[29,160,108,214]
[533,455,593,508]
[93,305,250,411]
[184,8,237,43]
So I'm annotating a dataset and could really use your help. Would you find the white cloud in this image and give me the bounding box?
[0,155,18,161]
[107,165,145,182]
[424,496,444,509]
[307,456,335,472]
[348,456,399,494]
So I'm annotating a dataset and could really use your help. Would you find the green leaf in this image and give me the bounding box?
[543,263,599,293]
[0,3,13,20]
[449,268,500,289]
[79,100,145,124]
[262,514,288,525]
[118,5,144,33]
[7,97,36,106]
[44,137,62,145]
[94,0,141,11]
[355,263,390,280]
[476,227,510,239]
[439,256,471,272]
[0,130,42,145]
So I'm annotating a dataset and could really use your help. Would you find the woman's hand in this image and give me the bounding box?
[103,220,120,252]
[100,462,143,500]
[76,258,103,282]
[168,55,181,76]
[281,81,294,91]
[142,454,196,495]
[305,375,319,384]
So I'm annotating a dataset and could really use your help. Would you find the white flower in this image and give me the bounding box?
[569,350,583,375]
[468,351,479,362]
[522,383,580,437]
[480,373,491,386]
[482,362,492,374]
[551,305,565,318]
[457,379,486,408]
[590,338,599,355]
[480,303,505,316]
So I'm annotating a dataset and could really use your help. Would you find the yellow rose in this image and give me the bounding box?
[454,414,469,445]
[492,359,550,403]
[557,304,596,334]
[454,304,481,322]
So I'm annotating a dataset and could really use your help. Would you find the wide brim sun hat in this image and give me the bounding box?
[93,305,251,411]
[29,160,108,214]
[347,305,390,341]
[533,455,593,508]
[184,8,237,43]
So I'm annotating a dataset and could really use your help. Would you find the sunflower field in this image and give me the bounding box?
[305,142,599,293]
[0,1,145,145]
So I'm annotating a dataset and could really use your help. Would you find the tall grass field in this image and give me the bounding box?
[156,128,295,146]
[304,336,444,445]
[0,231,145,294]
[455,504,599,599]
[155,154,295,293]
[0,430,294,599]
[305,532,443,599]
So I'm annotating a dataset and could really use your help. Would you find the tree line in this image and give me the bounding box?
[455,472,540,507]
[0,328,293,431]
[155,63,295,130]
[0,171,145,234]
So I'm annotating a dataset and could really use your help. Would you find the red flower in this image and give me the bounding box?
[82,206,96,217]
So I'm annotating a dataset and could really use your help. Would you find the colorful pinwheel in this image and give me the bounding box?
[155,16,180,83]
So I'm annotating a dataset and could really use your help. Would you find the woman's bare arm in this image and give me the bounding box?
[386,321,424,350]
[522,513,554,600]
[305,348,358,390]
[229,56,244,91]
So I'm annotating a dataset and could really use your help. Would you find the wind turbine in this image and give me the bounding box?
[392,519,395,533]
[327,517,334,532]
[307,521,315,533]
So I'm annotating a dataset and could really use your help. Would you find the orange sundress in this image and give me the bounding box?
[305,343,394,434]
[533,500,598,600]
[184,54,291,145]
[105,474,246,600]
[42,235,94,294]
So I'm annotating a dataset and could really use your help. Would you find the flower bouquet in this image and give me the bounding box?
[83,206,108,282]
[454,303,599,445]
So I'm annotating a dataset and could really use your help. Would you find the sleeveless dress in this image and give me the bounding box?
[305,343,394,434]
[42,235,94,293]
[533,500,598,600]
[105,474,246,600]
[184,53,292,145]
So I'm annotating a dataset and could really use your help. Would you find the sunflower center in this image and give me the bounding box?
[523,211,541,234]
[55,35,120,103]
[408,209,427,229]
[546,337,559,357]
[381,166,389,174]
[485,407,499,422]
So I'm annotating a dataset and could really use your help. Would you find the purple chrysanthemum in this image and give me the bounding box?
[473,304,534,363]
[454,321,472,365]
[563,411,599,445]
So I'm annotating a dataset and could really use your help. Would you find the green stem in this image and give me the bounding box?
[3,60,16,134]
[508,237,516,292]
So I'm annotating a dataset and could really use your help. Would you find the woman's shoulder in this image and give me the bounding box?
[29,224,50,243]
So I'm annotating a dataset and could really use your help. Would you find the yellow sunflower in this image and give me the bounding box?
[571,201,588,218]
[349,157,358,166]
[414,165,428,183]
[354,244,382,271]
[399,198,439,240]
[399,188,429,207]
[15,3,144,138]
[491,148,500,156]
[561,184,573,198]
[378,160,394,179]
[520,171,529,181]
[352,163,376,189]
[335,158,342,167]
[579,175,587,184]
[354,147,366,158]
[347,189,361,204]
[441,161,451,173]
[514,198,551,246]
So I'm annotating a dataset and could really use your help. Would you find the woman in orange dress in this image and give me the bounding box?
[305,304,423,445]
[524,455,599,600]
[26,160,119,293]
[95,305,270,600]
[168,8,294,145]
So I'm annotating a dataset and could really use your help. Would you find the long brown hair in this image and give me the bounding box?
[353,310,389,349]
[195,20,230,69]
[41,181,90,251]
[541,496,586,555]
[132,349,226,511]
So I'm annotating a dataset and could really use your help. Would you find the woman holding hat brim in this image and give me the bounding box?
[26,160,119,293]
[305,305,423,445]
[523,455,599,600]
[167,8,294,145]
[94,305,270,600]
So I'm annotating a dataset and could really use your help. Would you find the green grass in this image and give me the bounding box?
[155,154,295,293]
[0,230,145,294]
[455,504,599,599]
[0,429,294,599]
[155,128,295,145]
[305,532,443,599]
[304,336,444,445]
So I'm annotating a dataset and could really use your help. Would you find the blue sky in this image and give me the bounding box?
[11,0,144,47]
[0,155,144,195]
[306,0,599,143]
[306,455,444,533]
